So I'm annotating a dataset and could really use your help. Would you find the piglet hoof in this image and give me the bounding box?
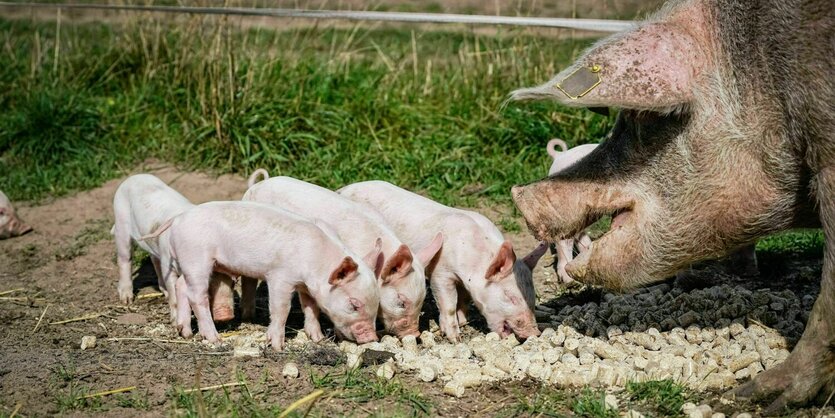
[177,321,193,339]
[266,327,285,351]
[119,291,134,305]
[305,327,325,343]
[200,329,221,344]
[441,326,460,343]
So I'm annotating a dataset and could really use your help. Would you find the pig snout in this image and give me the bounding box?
[388,317,419,338]
[350,321,379,344]
[0,216,33,240]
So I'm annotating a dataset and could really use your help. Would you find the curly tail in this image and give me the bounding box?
[546,138,568,158]
[247,169,270,188]
[140,218,175,241]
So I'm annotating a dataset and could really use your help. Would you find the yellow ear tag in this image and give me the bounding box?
[554,64,602,100]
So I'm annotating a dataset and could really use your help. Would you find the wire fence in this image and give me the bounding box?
[0,2,637,32]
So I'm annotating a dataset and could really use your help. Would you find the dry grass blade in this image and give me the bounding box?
[9,403,21,418]
[0,288,24,296]
[105,337,192,344]
[49,313,101,325]
[136,292,164,300]
[79,386,136,399]
[183,382,245,394]
[31,304,49,333]
[278,389,325,418]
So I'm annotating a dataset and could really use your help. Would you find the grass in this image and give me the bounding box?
[0,16,609,207]
[54,218,111,260]
[502,386,568,417]
[625,379,688,417]
[571,390,618,418]
[311,368,432,417]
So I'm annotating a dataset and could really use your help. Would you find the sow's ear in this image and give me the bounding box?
[510,2,710,111]
[485,241,517,281]
[329,257,359,285]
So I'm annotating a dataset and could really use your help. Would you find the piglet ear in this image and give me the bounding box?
[510,2,709,112]
[362,238,385,279]
[522,242,549,270]
[485,241,517,281]
[329,256,359,286]
[416,232,444,267]
[381,244,413,284]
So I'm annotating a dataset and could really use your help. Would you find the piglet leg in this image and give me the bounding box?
[113,223,134,304]
[265,277,295,351]
[455,282,470,327]
[175,275,193,337]
[556,239,575,284]
[298,289,325,342]
[431,275,461,342]
[240,277,258,322]
[150,256,170,299]
[182,267,220,343]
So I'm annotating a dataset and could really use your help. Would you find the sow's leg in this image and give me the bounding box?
[731,168,835,414]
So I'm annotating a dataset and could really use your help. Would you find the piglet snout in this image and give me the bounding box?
[0,217,33,240]
[389,317,420,338]
[351,322,379,344]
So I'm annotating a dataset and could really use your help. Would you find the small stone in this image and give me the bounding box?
[563,338,580,353]
[678,311,700,327]
[115,313,147,325]
[727,351,759,372]
[729,323,745,337]
[736,413,752,418]
[502,334,520,348]
[80,336,96,350]
[346,352,362,369]
[443,380,465,397]
[604,394,618,410]
[688,404,712,418]
[485,332,501,342]
[420,331,436,348]
[402,335,418,352]
[711,413,725,418]
[380,335,400,349]
[339,341,358,353]
[606,326,623,339]
[634,356,649,370]
[625,410,645,418]
[418,366,436,382]
[233,347,261,358]
[282,362,299,378]
[579,351,596,365]
[682,402,697,413]
[560,353,580,367]
[376,361,396,380]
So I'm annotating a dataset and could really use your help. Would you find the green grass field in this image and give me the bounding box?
[0,17,609,206]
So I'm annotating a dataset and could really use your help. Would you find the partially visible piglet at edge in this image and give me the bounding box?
[0,190,33,240]
[545,138,597,284]
[339,180,547,342]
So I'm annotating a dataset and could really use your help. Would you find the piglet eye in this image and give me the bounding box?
[349,297,363,312]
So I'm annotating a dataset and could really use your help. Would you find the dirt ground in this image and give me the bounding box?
[0,164,829,417]
[0,163,559,417]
